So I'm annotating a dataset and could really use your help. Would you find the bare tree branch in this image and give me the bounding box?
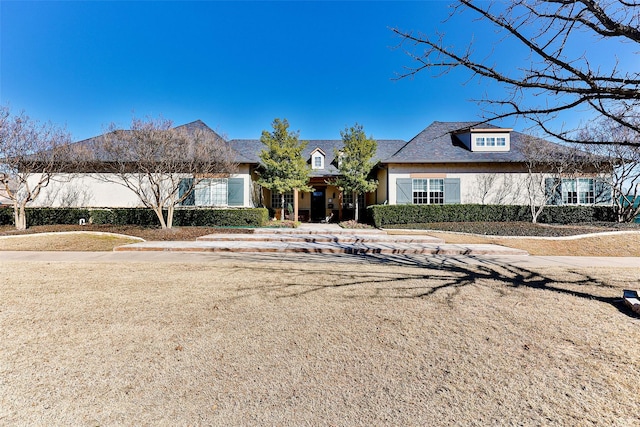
[0,106,75,229]
[392,0,640,144]
[92,116,237,229]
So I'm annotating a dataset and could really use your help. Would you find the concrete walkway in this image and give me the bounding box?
[112,225,529,256]
[3,224,639,267]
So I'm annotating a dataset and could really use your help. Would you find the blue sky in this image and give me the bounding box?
[0,1,626,142]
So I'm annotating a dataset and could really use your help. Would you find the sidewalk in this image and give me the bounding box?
[3,251,640,268]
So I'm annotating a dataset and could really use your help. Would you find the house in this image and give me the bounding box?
[31,120,612,221]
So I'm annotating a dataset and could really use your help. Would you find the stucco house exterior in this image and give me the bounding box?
[32,120,612,221]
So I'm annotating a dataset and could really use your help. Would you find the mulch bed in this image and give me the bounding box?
[0,225,252,241]
[1,221,638,240]
[385,221,640,237]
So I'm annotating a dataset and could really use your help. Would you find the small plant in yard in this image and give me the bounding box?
[265,219,300,228]
[339,220,374,229]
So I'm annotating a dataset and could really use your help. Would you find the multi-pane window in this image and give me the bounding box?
[496,137,506,146]
[271,191,294,209]
[312,152,324,169]
[413,178,444,204]
[486,137,496,146]
[343,191,365,209]
[476,137,485,147]
[562,178,594,205]
[562,179,577,204]
[194,178,228,206]
[578,178,595,204]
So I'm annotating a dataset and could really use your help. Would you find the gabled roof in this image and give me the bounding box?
[69,120,257,164]
[385,121,565,164]
[67,119,572,168]
[227,138,407,177]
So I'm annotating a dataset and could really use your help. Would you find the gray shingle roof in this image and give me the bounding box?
[385,121,565,163]
[70,120,567,167]
[228,138,407,176]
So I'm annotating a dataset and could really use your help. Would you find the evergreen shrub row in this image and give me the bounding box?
[0,207,268,227]
[367,204,617,227]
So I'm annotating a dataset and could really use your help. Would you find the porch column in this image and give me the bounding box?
[293,188,299,222]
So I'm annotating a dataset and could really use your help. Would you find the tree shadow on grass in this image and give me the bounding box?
[221,252,639,319]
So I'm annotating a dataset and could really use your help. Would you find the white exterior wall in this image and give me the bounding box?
[386,163,538,205]
[29,165,254,208]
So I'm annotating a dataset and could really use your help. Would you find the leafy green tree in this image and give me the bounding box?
[333,124,378,222]
[257,118,311,217]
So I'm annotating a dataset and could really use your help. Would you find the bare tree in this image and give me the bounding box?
[473,174,499,205]
[94,117,237,229]
[0,106,74,230]
[522,136,585,223]
[492,175,521,206]
[579,115,640,222]
[392,1,640,145]
[467,173,521,205]
[40,183,93,207]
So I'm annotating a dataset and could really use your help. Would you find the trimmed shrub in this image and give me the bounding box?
[0,206,13,225]
[0,207,268,228]
[0,207,92,227]
[25,208,91,226]
[368,204,617,227]
[89,207,268,227]
[89,208,159,226]
[173,208,268,227]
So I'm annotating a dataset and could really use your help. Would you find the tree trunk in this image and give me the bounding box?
[14,203,27,230]
[353,190,359,222]
[281,193,286,220]
[530,205,543,224]
[153,206,168,229]
[166,205,174,229]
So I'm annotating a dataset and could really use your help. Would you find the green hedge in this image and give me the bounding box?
[0,206,13,225]
[368,204,617,227]
[0,207,269,227]
[173,208,269,227]
[0,207,92,226]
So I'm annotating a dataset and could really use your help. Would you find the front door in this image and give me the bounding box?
[311,188,326,222]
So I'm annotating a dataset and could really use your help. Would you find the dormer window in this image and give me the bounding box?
[457,127,512,152]
[310,148,325,170]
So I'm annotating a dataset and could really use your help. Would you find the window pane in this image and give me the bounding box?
[579,178,594,204]
[412,179,428,204]
[562,179,577,204]
[195,180,211,206]
[429,179,444,204]
[271,191,294,208]
[413,179,428,192]
[211,179,228,206]
[194,178,229,206]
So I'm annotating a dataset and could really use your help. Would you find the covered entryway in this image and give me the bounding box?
[310,188,326,222]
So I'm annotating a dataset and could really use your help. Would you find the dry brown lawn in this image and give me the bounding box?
[1,256,640,426]
[435,231,640,256]
[0,232,142,252]
[1,225,640,256]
